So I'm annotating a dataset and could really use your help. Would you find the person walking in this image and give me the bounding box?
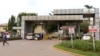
[2,33,9,46]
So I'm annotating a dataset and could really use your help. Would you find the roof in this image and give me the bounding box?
[22,15,87,21]
[53,9,95,15]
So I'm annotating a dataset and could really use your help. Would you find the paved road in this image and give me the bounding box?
[0,39,76,56]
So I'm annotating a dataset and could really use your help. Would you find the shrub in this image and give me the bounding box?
[0,37,22,42]
[8,37,22,40]
[95,41,100,52]
[59,41,71,48]
[73,40,93,51]
[58,40,100,52]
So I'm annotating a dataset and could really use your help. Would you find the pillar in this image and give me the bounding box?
[95,8,100,40]
[78,24,80,34]
[21,20,25,39]
[76,23,80,34]
[58,22,59,32]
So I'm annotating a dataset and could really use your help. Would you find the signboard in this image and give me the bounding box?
[69,27,75,34]
[89,26,97,32]
[89,26,97,51]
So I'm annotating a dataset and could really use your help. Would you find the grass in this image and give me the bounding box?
[54,41,100,56]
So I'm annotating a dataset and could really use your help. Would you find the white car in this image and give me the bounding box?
[26,33,33,40]
[82,34,91,40]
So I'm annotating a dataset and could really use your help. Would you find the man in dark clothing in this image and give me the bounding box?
[2,33,9,46]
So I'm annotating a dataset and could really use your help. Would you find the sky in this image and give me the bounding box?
[0,0,100,24]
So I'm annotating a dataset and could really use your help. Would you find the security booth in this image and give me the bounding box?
[21,8,100,40]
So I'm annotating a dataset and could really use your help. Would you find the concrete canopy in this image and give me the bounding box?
[22,15,87,21]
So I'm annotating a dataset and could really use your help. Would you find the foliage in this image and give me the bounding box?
[8,37,22,40]
[32,23,36,33]
[84,4,93,15]
[45,21,67,33]
[0,37,21,42]
[8,19,11,31]
[7,15,16,32]
[80,21,89,33]
[73,40,93,51]
[17,12,37,26]
[84,5,93,9]
[54,43,100,56]
[45,22,58,33]
[57,40,100,52]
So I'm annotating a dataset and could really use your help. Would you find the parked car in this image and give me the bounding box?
[26,33,34,40]
[26,33,42,40]
[33,33,43,40]
[82,34,91,40]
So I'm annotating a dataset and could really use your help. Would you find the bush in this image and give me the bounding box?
[58,40,100,52]
[95,41,100,52]
[0,37,22,42]
[73,40,93,51]
[59,41,71,48]
[8,37,22,40]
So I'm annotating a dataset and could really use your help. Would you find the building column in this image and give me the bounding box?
[95,8,100,40]
[58,22,59,32]
[77,23,80,36]
[78,24,80,35]
[21,20,25,39]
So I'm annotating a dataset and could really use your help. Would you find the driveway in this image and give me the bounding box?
[0,39,77,56]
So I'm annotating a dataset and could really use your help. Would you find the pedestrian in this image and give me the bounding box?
[2,33,9,46]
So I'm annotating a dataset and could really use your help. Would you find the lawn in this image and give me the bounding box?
[54,40,100,56]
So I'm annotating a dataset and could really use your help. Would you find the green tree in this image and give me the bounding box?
[84,5,93,14]
[45,22,58,33]
[7,15,16,31]
[45,21,67,33]
[7,19,11,31]
[32,23,36,33]
[84,5,93,10]
[80,21,89,33]
[17,12,37,26]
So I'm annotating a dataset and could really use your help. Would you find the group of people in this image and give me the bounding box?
[2,33,9,46]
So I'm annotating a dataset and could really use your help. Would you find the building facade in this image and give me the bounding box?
[20,8,100,40]
[0,24,7,32]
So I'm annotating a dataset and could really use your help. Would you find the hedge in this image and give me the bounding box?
[58,40,100,52]
[0,37,22,42]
